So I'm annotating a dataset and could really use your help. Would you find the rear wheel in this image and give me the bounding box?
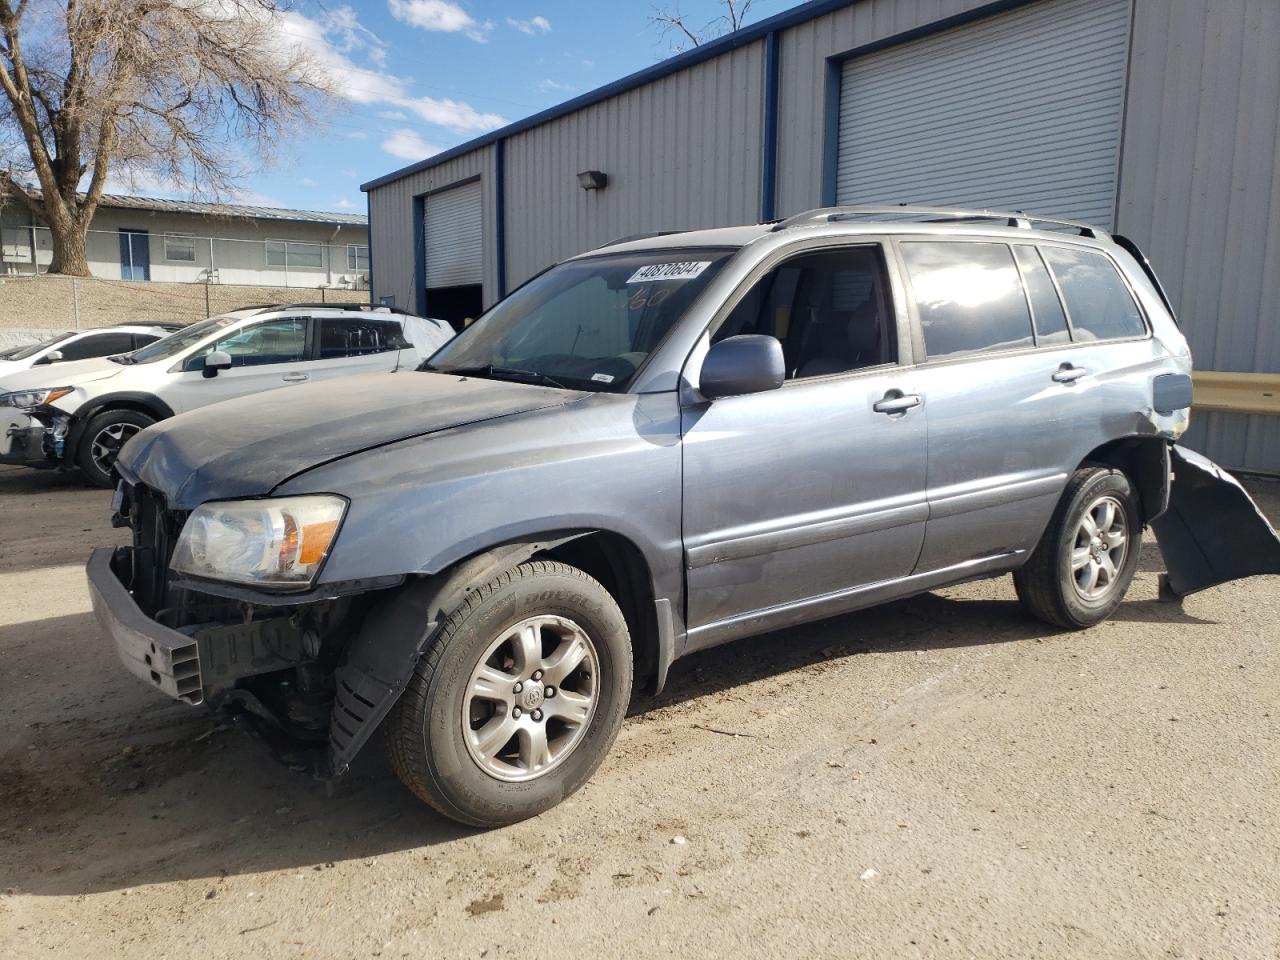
[1014,466,1142,629]
[384,560,632,827]
[77,408,154,488]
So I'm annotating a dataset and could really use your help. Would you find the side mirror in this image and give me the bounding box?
[200,350,233,378]
[44,349,64,363]
[698,335,785,399]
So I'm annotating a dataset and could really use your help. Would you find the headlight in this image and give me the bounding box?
[1,387,73,409]
[170,495,347,589]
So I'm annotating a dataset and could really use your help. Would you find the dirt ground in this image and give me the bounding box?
[0,463,1277,959]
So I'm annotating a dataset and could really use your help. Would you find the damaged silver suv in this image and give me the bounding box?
[88,206,1280,827]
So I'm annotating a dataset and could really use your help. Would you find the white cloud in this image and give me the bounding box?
[345,130,370,140]
[508,15,551,35]
[300,177,319,187]
[378,110,408,120]
[382,128,442,161]
[388,0,493,42]
[539,78,575,93]
[401,95,503,131]
[334,198,356,209]
[272,6,505,133]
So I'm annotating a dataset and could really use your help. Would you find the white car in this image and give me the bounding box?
[0,324,182,376]
[0,303,453,487]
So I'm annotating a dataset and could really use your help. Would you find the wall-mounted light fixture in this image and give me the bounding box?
[577,170,608,191]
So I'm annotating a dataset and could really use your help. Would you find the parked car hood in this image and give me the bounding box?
[0,356,123,391]
[117,371,581,508]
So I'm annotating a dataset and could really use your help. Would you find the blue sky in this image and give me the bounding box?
[211,0,791,214]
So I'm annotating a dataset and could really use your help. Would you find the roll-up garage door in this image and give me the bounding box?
[424,180,482,287]
[835,0,1131,228]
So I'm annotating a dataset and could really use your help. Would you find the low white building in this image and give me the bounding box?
[1,193,369,290]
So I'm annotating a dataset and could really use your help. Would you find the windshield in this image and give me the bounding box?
[125,314,245,364]
[5,332,75,361]
[427,248,737,391]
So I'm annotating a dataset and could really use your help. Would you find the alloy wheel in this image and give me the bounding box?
[461,615,599,782]
[1071,494,1129,601]
[90,422,141,474]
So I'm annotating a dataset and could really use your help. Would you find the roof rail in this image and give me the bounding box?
[256,302,413,316]
[771,205,1107,240]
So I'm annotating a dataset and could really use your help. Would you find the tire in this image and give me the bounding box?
[384,560,632,827]
[77,408,155,488]
[1014,466,1143,630]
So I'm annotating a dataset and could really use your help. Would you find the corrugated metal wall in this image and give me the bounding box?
[366,146,497,312]
[503,40,765,288]
[1116,0,1280,473]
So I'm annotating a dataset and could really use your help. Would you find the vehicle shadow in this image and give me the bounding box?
[0,573,1200,899]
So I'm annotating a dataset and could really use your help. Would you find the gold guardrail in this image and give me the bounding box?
[1193,371,1280,416]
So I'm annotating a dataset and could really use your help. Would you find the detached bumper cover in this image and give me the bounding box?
[1,411,56,466]
[1152,446,1280,598]
[87,547,203,704]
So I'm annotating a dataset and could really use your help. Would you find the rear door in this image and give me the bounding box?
[164,316,311,413]
[307,316,406,384]
[896,238,1082,573]
[680,240,928,648]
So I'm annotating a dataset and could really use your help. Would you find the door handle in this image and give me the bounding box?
[1052,364,1088,384]
[282,372,309,382]
[873,390,922,415]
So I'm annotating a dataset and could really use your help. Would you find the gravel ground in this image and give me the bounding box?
[0,463,1277,959]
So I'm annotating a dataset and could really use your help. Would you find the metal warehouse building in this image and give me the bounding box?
[362,0,1280,472]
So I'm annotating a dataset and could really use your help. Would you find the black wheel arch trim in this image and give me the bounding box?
[64,392,175,464]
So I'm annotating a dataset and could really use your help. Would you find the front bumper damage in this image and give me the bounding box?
[1153,445,1280,598]
[1,407,68,467]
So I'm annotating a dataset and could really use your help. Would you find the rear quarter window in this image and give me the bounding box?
[1040,246,1147,341]
[899,241,1034,360]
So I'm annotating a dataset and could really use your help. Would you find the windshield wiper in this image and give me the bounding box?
[428,364,572,390]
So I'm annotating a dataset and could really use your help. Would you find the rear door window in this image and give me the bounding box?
[1040,246,1147,341]
[1013,245,1071,345]
[55,332,136,361]
[900,241,1034,359]
[317,318,401,358]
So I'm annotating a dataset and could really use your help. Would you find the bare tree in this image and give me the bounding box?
[0,0,331,275]
[650,0,755,53]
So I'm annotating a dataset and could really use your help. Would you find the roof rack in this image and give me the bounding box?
[253,302,413,316]
[771,205,1107,240]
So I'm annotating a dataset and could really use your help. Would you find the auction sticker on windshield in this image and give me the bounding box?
[627,261,712,284]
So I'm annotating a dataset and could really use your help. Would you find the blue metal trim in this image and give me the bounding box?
[494,138,507,299]
[366,191,375,299]
[412,193,426,318]
[760,31,780,221]
[361,0,863,192]
[820,59,841,206]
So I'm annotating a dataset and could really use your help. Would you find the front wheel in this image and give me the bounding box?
[384,560,632,827]
[77,408,155,488]
[1014,466,1143,629]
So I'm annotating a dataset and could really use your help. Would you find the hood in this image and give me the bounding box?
[0,356,125,392]
[118,370,580,508]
